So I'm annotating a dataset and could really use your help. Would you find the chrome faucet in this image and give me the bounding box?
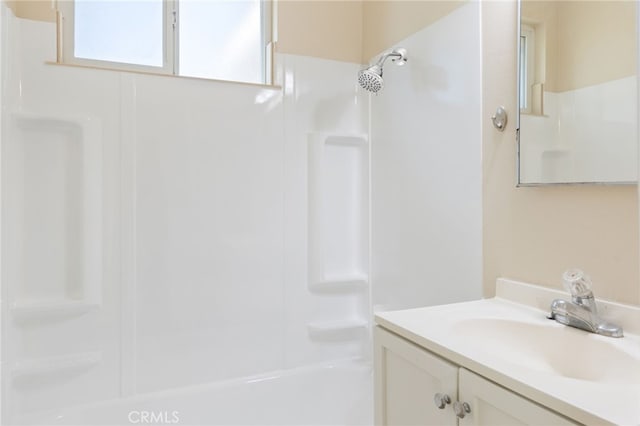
[548,269,623,338]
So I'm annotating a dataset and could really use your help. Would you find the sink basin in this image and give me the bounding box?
[452,318,640,385]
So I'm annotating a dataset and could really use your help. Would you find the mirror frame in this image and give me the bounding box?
[515,0,637,187]
[516,0,522,186]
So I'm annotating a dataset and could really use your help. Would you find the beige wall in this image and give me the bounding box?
[278,0,466,63]
[522,0,636,93]
[482,0,639,305]
[6,0,55,22]
[276,0,363,63]
[556,1,636,91]
[361,0,465,61]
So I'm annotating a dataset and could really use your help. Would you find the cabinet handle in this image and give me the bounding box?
[453,401,471,418]
[433,393,451,409]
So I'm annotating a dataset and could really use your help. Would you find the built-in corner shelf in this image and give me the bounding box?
[11,300,99,323]
[11,351,102,385]
[307,319,368,341]
[306,132,370,343]
[309,275,368,293]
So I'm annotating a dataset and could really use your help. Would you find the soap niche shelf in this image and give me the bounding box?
[307,319,368,341]
[11,351,102,388]
[306,132,370,341]
[307,133,369,293]
[308,276,368,294]
[11,300,99,324]
[5,112,103,325]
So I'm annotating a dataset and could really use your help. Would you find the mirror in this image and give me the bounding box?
[517,0,638,185]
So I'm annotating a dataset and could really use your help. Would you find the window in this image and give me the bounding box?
[58,0,273,85]
[519,24,535,113]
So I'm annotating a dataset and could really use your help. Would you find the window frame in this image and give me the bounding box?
[56,0,273,85]
[519,24,535,114]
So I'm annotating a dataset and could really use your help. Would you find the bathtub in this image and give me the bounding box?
[15,359,373,426]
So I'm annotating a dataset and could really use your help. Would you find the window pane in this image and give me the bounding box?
[74,0,164,67]
[520,35,527,109]
[179,0,264,84]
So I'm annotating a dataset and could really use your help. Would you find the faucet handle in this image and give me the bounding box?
[563,268,598,313]
[562,269,593,297]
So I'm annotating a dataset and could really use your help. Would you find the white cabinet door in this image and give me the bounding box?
[457,369,579,426]
[375,326,458,426]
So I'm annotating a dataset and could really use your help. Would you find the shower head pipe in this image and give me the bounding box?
[373,48,408,68]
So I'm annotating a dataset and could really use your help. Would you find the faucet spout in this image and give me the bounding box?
[549,299,596,332]
[549,298,623,338]
[548,269,624,338]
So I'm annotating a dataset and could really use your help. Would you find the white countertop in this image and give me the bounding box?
[374,279,640,426]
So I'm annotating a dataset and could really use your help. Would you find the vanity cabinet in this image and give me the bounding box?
[374,325,458,425]
[374,327,578,426]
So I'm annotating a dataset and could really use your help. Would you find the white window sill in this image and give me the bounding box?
[45,61,282,90]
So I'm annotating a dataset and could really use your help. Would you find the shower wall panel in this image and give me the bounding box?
[279,55,370,369]
[1,9,369,422]
[1,15,124,415]
[370,2,483,311]
[132,74,286,393]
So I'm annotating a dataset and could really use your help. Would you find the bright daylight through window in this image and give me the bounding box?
[60,0,271,85]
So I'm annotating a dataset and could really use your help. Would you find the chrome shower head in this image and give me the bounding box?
[358,65,384,94]
[358,48,407,94]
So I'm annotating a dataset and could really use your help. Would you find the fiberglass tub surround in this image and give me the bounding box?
[2,11,373,424]
[1,2,485,425]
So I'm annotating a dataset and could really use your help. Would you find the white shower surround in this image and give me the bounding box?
[1,3,483,425]
[370,2,483,312]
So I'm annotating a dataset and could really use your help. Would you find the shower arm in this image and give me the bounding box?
[376,52,402,67]
[374,50,405,68]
